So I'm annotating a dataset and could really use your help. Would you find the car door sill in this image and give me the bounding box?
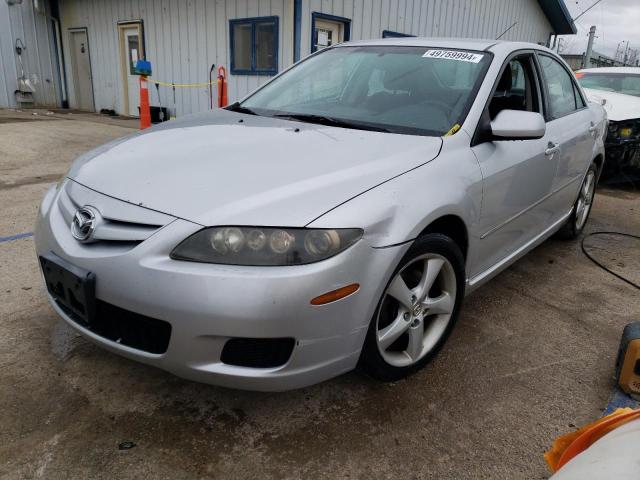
[466,208,573,294]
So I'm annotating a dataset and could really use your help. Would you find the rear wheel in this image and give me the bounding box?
[559,162,597,239]
[359,234,465,381]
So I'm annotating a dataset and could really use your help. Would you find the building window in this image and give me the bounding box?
[230,16,279,75]
[382,30,414,38]
[311,13,351,53]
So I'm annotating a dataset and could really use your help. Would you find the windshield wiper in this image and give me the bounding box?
[272,113,392,132]
[226,102,258,115]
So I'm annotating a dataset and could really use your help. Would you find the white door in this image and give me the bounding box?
[314,20,342,51]
[120,25,143,117]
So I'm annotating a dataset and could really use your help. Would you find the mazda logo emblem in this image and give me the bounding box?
[71,206,99,242]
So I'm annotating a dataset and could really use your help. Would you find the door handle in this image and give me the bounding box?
[545,142,560,156]
[588,123,598,135]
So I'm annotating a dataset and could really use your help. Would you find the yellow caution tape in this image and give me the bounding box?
[147,79,216,88]
[444,123,461,137]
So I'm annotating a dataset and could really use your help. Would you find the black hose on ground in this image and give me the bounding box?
[581,231,640,290]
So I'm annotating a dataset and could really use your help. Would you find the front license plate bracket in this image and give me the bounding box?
[39,253,96,325]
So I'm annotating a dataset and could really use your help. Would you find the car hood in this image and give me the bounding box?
[68,110,443,227]
[583,88,640,122]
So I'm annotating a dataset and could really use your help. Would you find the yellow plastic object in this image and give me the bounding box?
[619,339,640,396]
[619,127,633,139]
[545,408,640,473]
[617,323,640,397]
[444,124,461,137]
[147,78,216,88]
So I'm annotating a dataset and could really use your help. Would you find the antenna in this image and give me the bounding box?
[496,22,518,40]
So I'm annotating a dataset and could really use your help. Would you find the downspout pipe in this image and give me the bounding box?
[44,0,68,108]
[52,15,68,107]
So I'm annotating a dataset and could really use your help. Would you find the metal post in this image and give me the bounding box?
[623,41,630,66]
[584,26,596,69]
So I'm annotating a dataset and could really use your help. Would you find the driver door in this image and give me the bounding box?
[470,53,557,277]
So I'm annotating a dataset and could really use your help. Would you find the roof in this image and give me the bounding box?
[342,37,497,51]
[341,38,553,55]
[578,67,640,74]
[537,0,577,35]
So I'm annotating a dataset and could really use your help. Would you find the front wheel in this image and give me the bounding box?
[559,162,597,239]
[359,234,465,382]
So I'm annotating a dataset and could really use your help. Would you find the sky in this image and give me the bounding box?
[558,0,640,61]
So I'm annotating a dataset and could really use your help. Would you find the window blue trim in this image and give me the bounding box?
[229,16,279,76]
[293,0,302,62]
[310,12,351,54]
[382,30,415,38]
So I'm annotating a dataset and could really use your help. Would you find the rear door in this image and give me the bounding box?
[536,53,595,223]
[470,53,556,276]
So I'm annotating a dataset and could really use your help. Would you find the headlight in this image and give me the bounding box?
[171,227,363,266]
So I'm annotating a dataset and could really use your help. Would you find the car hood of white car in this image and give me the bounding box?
[67,110,443,227]
[583,87,640,122]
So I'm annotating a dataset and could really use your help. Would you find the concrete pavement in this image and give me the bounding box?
[1,108,638,479]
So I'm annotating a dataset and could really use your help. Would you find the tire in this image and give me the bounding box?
[359,233,466,382]
[558,162,598,240]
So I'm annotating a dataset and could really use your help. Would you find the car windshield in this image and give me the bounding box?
[240,46,492,136]
[577,72,640,97]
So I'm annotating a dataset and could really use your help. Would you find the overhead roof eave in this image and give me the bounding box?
[537,0,577,35]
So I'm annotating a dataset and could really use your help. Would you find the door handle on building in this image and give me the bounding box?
[545,142,560,157]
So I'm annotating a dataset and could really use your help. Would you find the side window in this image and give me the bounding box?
[538,55,580,119]
[573,82,586,108]
[488,56,539,120]
[511,60,526,91]
[230,17,278,75]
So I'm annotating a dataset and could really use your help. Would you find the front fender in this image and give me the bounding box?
[308,136,483,260]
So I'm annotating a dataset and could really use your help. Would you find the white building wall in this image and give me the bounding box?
[0,0,60,108]
[299,0,553,59]
[59,0,293,117]
[57,0,553,117]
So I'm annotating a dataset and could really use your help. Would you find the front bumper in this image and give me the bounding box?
[602,142,640,184]
[603,120,640,184]
[35,184,407,391]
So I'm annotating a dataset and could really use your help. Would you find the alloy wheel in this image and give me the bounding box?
[376,253,457,368]
[575,170,596,231]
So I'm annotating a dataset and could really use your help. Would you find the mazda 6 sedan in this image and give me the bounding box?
[36,39,606,391]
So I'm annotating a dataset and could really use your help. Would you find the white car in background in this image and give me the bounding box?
[576,67,640,182]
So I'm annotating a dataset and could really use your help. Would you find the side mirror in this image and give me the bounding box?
[490,110,546,140]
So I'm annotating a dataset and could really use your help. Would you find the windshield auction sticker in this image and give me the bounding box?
[423,50,484,63]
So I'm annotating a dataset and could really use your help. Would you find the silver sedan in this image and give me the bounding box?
[35,39,606,391]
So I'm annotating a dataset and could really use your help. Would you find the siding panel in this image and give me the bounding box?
[0,0,59,107]
[50,0,554,115]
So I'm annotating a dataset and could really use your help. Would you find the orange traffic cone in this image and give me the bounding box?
[139,76,152,129]
[217,66,228,108]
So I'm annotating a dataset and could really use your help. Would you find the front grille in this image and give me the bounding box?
[56,299,171,354]
[221,338,295,368]
[58,180,173,245]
